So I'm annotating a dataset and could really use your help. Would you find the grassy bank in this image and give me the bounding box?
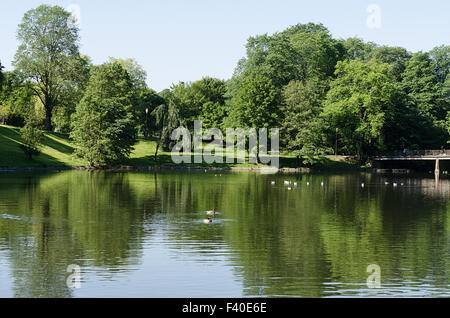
[0,124,358,170]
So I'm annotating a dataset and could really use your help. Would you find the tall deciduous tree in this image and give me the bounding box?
[402,52,447,131]
[13,4,82,131]
[70,62,137,167]
[323,59,397,159]
[281,79,330,157]
[228,74,280,129]
[150,100,184,161]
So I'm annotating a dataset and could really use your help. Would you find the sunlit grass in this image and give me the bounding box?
[0,124,358,169]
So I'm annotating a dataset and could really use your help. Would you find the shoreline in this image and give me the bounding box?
[0,165,406,174]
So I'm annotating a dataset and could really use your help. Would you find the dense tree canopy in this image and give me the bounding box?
[2,6,449,166]
[323,59,397,158]
[13,4,84,131]
[70,62,137,167]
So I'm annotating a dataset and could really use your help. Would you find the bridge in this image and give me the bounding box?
[372,150,450,175]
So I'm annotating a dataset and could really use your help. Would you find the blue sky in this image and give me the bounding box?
[1,0,449,92]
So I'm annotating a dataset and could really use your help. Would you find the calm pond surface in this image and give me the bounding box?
[0,170,449,298]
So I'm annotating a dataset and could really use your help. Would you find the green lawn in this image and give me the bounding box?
[0,124,358,169]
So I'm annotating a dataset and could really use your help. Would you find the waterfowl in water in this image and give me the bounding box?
[271,181,276,185]
[203,218,213,224]
[206,209,216,216]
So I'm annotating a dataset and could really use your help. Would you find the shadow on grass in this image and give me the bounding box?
[0,125,73,168]
[42,133,76,155]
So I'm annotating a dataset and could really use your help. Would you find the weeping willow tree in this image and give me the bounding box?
[150,100,185,161]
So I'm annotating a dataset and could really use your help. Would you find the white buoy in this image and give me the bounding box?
[271,181,276,185]
[393,183,398,187]
[361,183,365,188]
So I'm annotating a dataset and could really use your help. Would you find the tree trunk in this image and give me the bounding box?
[356,141,362,165]
[44,105,53,131]
[154,141,160,162]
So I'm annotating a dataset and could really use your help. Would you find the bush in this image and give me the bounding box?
[20,119,43,160]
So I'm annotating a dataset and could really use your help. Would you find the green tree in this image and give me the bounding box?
[70,62,137,167]
[281,79,330,158]
[150,100,184,161]
[13,4,83,131]
[136,88,165,138]
[323,59,397,159]
[401,52,448,145]
[369,46,411,80]
[429,45,450,84]
[20,112,43,160]
[341,37,377,61]
[106,57,164,136]
[228,73,280,129]
[52,55,91,133]
[107,57,148,89]
[169,77,227,129]
[290,28,344,80]
[0,71,35,126]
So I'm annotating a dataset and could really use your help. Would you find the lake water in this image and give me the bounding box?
[0,170,448,298]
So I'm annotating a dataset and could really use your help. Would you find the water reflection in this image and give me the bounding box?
[0,171,448,297]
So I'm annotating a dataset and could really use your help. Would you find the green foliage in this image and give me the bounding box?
[20,113,43,160]
[369,46,411,80]
[70,62,137,167]
[402,52,445,122]
[150,99,184,156]
[52,55,91,133]
[228,73,280,128]
[13,4,82,131]
[429,45,450,84]
[1,12,448,166]
[281,79,331,157]
[0,71,35,127]
[107,57,148,89]
[341,37,377,61]
[170,77,227,129]
[323,59,397,157]
[290,28,344,80]
[136,88,165,137]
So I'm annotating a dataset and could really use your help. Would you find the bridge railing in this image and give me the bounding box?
[374,150,450,157]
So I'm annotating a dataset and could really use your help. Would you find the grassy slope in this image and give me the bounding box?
[0,124,357,169]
